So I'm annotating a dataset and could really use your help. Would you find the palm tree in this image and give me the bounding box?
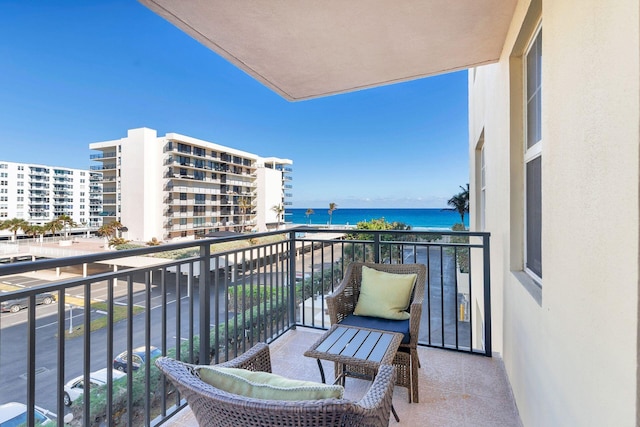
[97,220,124,247]
[238,197,253,231]
[328,202,338,226]
[23,224,45,241]
[445,184,469,225]
[271,204,285,228]
[0,218,29,241]
[55,214,77,238]
[305,208,315,225]
[44,218,64,237]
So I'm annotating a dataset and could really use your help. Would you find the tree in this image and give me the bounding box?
[0,218,29,241]
[271,204,285,228]
[55,214,77,238]
[344,218,412,262]
[97,220,125,247]
[305,208,315,225]
[328,202,337,226]
[445,184,469,225]
[44,218,64,237]
[23,224,45,241]
[238,197,253,232]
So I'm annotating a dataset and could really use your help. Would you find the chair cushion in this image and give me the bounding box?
[339,314,411,344]
[353,266,417,320]
[196,366,344,401]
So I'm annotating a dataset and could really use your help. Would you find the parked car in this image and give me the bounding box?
[63,368,126,406]
[0,293,56,313]
[113,346,162,373]
[0,402,53,426]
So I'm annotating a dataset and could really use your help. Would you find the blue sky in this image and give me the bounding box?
[0,0,469,209]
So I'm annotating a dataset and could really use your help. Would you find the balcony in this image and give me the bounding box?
[90,152,117,159]
[164,328,519,427]
[0,229,509,426]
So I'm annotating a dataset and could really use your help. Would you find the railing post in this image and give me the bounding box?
[483,234,492,356]
[288,231,297,329]
[199,243,211,364]
[374,233,380,263]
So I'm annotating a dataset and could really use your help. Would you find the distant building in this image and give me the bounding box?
[0,160,100,229]
[89,128,292,242]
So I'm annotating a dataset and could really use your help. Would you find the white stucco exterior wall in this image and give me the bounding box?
[255,166,284,231]
[468,0,639,425]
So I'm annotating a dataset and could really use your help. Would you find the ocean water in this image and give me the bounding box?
[287,208,467,230]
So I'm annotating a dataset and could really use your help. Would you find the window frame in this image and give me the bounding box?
[523,24,543,282]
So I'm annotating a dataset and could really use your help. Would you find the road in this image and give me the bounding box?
[0,272,241,418]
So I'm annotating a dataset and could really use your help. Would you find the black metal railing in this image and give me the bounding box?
[0,227,490,426]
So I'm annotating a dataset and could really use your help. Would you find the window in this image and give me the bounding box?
[17,173,24,179]
[524,27,542,280]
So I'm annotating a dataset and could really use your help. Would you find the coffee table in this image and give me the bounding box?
[304,324,403,421]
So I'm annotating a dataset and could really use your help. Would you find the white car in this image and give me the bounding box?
[63,368,126,406]
[0,402,53,426]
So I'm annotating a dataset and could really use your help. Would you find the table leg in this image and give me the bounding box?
[391,405,400,423]
[316,358,326,384]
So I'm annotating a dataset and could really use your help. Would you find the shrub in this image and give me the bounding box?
[114,243,144,250]
[450,223,470,273]
[109,237,131,247]
[146,237,161,246]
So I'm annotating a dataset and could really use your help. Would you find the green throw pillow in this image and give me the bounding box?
[196,366,344,401]
[353,266,417,320]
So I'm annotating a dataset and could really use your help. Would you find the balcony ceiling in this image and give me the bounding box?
[139,0,517,101]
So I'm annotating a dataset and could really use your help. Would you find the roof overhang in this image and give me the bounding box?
[139,0,517,101]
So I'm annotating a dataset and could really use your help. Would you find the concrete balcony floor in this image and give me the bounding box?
[163,328,522,427]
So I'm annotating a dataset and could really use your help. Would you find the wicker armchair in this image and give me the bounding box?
[155,342,397,427]
[326,262,427,403]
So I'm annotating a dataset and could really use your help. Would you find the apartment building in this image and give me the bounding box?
[466,1,638,425]
[89,128,292,242]
[0,160,100,229]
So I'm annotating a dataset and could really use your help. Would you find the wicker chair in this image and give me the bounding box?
[325,262,427,403]
[155,342,397,427]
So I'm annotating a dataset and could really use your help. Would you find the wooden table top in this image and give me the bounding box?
[304,324,402,370]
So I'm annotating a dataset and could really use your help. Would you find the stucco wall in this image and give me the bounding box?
[468,0,639,425]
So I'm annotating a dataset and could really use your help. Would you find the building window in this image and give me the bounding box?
[524,27,542,280]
